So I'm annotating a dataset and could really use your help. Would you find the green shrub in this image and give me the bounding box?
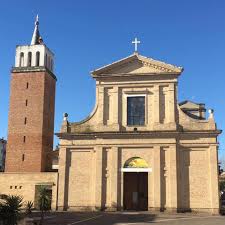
[25,201,34,215]
[0,195,23,225]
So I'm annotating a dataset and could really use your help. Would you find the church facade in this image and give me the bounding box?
[0,17,221,214]
[57,53,221,213]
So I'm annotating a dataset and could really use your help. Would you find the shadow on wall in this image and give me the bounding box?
[63,149,72,211]
[178,148,191,212]
[101,149,107,209]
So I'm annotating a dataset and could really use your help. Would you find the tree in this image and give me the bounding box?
[220,180,225,192]
[219,153,225,172]
[37,187,51,225]
[0,195,23,225]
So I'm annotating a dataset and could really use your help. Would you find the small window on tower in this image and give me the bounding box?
[26,82,29,89]
[36,51,40,66]
[25,99,28,106]
[23,136,26,143]
[24,117,27,125]
[22,154,25,161]
[28,52,32,67]
[19,52,24,67]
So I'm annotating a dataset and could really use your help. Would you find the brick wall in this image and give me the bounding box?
[5,70,56,172]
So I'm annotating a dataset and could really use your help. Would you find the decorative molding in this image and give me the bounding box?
[11,66,57,80]
[120,168,152,172]
[141,61,174,73]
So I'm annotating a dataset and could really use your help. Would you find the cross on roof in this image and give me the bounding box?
[132,38,141,52]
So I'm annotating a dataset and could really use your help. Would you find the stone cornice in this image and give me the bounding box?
[56,129,221,139]
[11,66,57,81]
[92,72,181,79]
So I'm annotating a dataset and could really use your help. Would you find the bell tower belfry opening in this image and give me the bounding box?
[5,15,57,172]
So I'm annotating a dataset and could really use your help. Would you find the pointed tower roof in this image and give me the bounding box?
[31,15,43,45]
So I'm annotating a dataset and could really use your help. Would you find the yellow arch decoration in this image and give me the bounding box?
[124,157,149,168]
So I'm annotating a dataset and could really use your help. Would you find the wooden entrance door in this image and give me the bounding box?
[124,172,148,210]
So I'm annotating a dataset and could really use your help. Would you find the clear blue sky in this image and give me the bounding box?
[0,0,224,160]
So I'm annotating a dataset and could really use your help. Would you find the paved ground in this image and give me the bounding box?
[28,211,225,225]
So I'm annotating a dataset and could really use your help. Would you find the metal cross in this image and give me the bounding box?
[132,38,141,52]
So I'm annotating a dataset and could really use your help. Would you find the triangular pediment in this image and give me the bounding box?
[179,100,204,109]
[91,53,183,77]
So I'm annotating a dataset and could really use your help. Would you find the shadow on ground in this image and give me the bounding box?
[18,210,225,225]
[23,211,157,225]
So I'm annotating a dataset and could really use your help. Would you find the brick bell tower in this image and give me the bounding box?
[5,15,57,172]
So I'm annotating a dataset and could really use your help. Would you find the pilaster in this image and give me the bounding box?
[112,87,119,125]
[168,144,178,210]
[208,145,219,214]
[98,86,104,125]
[110,146,118,210]
[153,85,160,124]
[105,148,111,208]
[168,83,175,123]
[91,149,97,207]
[153,145,161,209]
[57,147,69,210]
[95,146,103,209]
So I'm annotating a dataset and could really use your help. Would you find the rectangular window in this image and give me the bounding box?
[24,117,27,124]
[127,96,145,126]
[26,82,29,89]
[22,154,25,161]
[23,136,26,143]
[25,99,28,106]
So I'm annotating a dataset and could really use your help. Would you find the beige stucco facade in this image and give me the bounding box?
[56,53,221,213]
[0,52,221,214]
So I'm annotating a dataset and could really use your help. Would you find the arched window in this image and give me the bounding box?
[28,52,32,67]
[124,157,149,168]
[19,52,24,67]
[36,51,40,66]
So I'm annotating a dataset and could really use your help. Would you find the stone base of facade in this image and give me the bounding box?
[63,206,102,211]
[178,208,220,215]
[104,207,118,212]
[57,206,220,215]
[164,207,219,215]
